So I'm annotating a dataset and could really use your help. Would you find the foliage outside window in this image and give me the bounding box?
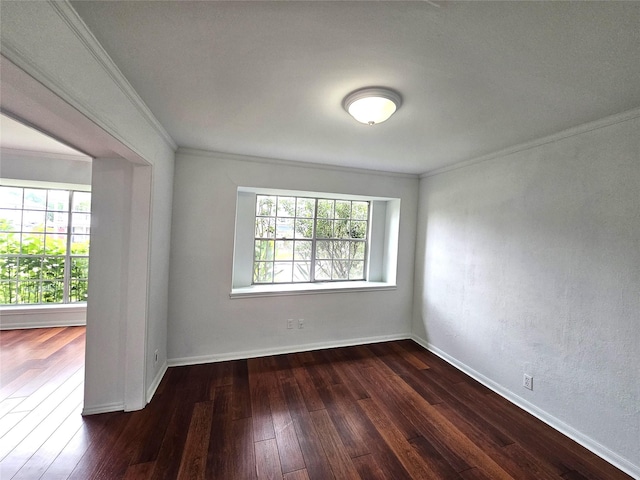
[0,186,91,305]
[254,195,369,284]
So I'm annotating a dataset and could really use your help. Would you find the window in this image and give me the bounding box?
[0,186,91,305]
[254,195,369,284]
[232,187,400,297]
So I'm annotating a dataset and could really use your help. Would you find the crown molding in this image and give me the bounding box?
[421,106,640,179]
[177,147,420,180]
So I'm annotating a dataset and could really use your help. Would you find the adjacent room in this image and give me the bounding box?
[1,1,638,479]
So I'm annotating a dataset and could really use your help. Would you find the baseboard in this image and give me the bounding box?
[0,305,86,330]
[168,333,409,367]
[409,334,640,479]
[82,401,125,416]
[146,361,168,403]
[0,320,86,330]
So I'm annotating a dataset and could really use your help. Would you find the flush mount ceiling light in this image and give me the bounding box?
[343,87,402,125]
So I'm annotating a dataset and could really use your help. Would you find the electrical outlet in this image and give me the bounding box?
[523,374,533,390]
[298,318,304,329]
[154,349,159,365]
[287,319,293,329]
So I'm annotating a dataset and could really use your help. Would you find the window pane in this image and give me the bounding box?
[42,256,65,280]
[45,234,67,255]
[275,218,294,239]
[335,201,351,219]
[275,240,293,260]
[276,197,296,217]
[41,280,64,303]
[274,262,293,283]
[18,281,41,304]
[349,261,365,279]
[254,261,273,283]
[47,190,69,211]
[255,218,275,238]
[71,257,89,279]
[316,219,332,238]
[256,195,276,216]
[317,199,334,219]
[19,256,42,279]
[0,281,17,304]
[332,261,349,280]
[352,202,369,220]
[293,262,310,282]
[294,219,313,239]
[331,241,350,260]
[350,221,367,239]
[0,257,18,279]
[296,198,315,218]
[22,210,46,232]
[254,240,274,261]
[315,260,331,280]
[46,211,68,233]
[315,240,332,260]
[0,233,19,254]
[70,235,90,255]
[21,234,44,255]
[334,219,350,239]
[72,213,91,232]
[351,242,366,260]
[72,191,91,212]
[0,209,21,231]
[0,187,23,209]
[23,189,47,210]
[70,280,88,302]
[293,240,312,260]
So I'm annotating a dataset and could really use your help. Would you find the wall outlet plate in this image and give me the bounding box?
[287,319,293,329]
[298,319,304,329]
[523,374,533,390]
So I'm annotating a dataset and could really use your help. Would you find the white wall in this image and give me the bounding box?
[168,150,418,363]
[0,150,92,187]
[413,111,640,475]
[0,150,92,330]
[1,1,176,413]
[84,157,132,411]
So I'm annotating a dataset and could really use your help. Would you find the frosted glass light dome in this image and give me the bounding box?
[343,87,402,125]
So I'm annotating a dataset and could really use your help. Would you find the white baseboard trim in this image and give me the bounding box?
[168,333,409,367]
[146,361,168,404]
[409,334,640,479]
[0,320,86,330]
[0,305,87,330]
[82,401,125,416]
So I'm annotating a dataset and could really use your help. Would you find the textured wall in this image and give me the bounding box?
[413,113,640,472]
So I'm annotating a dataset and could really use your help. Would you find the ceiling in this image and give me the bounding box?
[70,1,640,175]
[0,113,90,159]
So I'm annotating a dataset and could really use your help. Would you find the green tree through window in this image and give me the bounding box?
[0,186,91,305]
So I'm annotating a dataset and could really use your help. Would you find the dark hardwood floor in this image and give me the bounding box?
[0,327,632,479]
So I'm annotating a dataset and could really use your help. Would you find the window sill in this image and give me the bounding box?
[0,304,87,315]
[230,281,396,299]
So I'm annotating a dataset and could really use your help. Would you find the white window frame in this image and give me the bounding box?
[231,187,400,298]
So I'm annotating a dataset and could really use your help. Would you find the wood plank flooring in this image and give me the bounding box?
[0,327,632,479]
